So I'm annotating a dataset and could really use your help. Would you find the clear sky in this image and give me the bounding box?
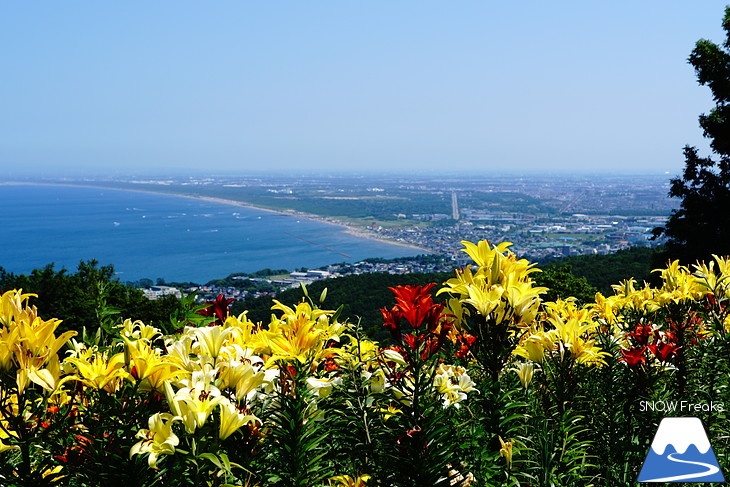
[1,1,728,177]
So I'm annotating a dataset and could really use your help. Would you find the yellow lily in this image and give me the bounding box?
[65,350,132,393]
[191,325,238,362]
[368,368,387,394]
[265,317,338,365]
[0,289,37,327]
[305,376,340,398]
[15,314,76,368]
[505,279,546,324]
[377,405,402,421]
[338,335,380,370]
[218,399,259,440]
[542,304,610,367]
[460,240,513,268]
[592,292,618,325]
[124,337,182,391]
[654,260,703,303]
[166,335,199,372]
[224,312,266,353]
[514,333,549,363]
[440,240,546,328]
[267,301,344,362]
[464,283,504,318]
[499,436,513,470]
[130,413,180,469]
[329,474,371,487]
[233,365,266,402]
[511,362,535,389]
[118,319,161,343]
[27,354,66,393]
[174,379,227,433]
[0,325,20,372]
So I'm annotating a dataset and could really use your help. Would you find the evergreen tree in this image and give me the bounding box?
[654,7,730,263]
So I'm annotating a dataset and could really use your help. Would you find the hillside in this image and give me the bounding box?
[541,246,660,294]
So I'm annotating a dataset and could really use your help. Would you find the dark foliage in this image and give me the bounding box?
[532,264,597,304]
[0,260,180,334]
[654,7,730,264]
[542,247,658,295]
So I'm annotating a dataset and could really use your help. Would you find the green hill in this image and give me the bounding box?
[541,246,660,295]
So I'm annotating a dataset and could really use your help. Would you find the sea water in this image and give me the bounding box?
[0,184,418,283]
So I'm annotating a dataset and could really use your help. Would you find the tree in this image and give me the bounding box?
[0,260,181,334]
[532,264,597,304]
[654,7,730,264]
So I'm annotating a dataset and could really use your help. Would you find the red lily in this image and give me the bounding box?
[627,323,656,346]
[648,341,681,363]
[380,284,451,360]
[454,332,477,358]
[196,294,236,325]
[397,425,424,448]
[381,306,403,341]
[620,347,647,367]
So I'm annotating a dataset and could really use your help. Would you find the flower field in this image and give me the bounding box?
[2,240,730,486]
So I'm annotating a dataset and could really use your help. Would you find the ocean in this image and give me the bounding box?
[0,184,419,283]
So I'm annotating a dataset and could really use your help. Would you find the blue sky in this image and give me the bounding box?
[1,1,728,176]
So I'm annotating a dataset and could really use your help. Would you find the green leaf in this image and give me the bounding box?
[199,452,224,470]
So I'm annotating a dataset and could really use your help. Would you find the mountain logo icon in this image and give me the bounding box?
[638,417,725,483]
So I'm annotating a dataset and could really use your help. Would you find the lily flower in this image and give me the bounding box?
[166,335,199,372]
[511,362,535,389]
[218,400,259,440]
[329,474,371,486]
[648,341,680,363]
[620,347,647,368]
[27,354,67,393]
[368,368,387,394]
[118,319,161,343]
[191,325,237,362]
[124,337,165,380]
[377,405,402,421]
[130,413,180,469]
[196,294,236,326]
[65,350,132,393]
[305,376,341,398]
[499,436,513,470]
[174,380,227,433]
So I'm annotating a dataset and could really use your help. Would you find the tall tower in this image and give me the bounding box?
[451,191,459,220]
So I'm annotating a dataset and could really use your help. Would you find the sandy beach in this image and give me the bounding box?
[160,194,432,255]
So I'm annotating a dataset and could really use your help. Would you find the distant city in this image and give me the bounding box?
[22,172,676,300]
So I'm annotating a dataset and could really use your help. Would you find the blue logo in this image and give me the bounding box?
[638,417,724,483]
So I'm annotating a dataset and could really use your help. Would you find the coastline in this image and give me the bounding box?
[183,194,432,254]
[1,181,433,255]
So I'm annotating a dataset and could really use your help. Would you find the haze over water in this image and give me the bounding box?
[0,185,418,283]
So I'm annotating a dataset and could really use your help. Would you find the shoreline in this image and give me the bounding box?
[183,194,432,254]
[1,181,433,255]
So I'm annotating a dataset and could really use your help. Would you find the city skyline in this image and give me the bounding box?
[2,2,728,177]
